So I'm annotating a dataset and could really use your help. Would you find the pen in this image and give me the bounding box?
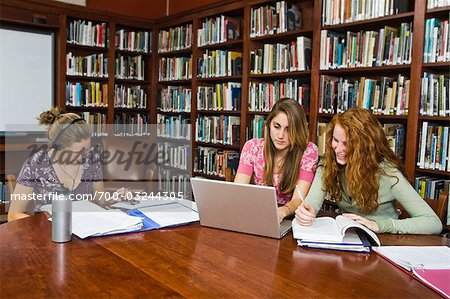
[296,185,305,202]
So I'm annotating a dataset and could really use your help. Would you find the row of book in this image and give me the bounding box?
[194,147,240,179]
[417,122,449,172]
[319,74,410,115]
[424,16,450,63]
[414,176,450,200]
[66,52,108,78]
[0,182,7,204]
[420,73,449,117]
[197,15,241,46]
[250,115,266,139]
[115,29,151,53]
[158,86,191,113]
[67,19,108,48]
[157,168,191,199]
[114,85,147,109]
[322,0,410,26]
[250,37,312,74]
[65,82,108,107]
[114,113,150,136]
[79,112,108,136]
[159,57,193,81]
[197,50,243,78]
[158,24,193,53]
[320,23,413,69]
[428,0,450,9]
[195,116,240,146]
[248,79,310,112]
[197,83,241,111]
[250,1,302,38]
[115,55,145,81]
[157,142,190,171]
[156,114,191,140]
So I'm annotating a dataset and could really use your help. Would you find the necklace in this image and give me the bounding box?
[57,163,81,191]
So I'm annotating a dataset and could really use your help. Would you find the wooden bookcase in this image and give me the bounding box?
[0,0,449,223]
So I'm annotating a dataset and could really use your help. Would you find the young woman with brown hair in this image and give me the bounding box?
[235,98,318,223]
[296,108,442,234]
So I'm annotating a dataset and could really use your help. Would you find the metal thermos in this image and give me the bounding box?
[52,185,72,243]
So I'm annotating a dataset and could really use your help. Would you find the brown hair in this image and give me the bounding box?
[322,108,405,213]
[39,107,91,150]
[264,98,309,194]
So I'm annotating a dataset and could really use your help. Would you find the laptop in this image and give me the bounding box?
[190,177,292,239]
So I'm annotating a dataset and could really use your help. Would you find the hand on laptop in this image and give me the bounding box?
[277,206,290,223]
[295,203,316,226]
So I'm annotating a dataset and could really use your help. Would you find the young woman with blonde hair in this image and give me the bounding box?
[296,108,442,234]
[235,98,318,222]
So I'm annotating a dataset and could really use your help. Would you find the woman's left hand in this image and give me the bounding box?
[342,213,379,233]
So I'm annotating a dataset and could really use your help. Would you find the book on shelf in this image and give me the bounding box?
[250,1,302,37]
[322,0,411,26]
[67,19,108,47]
[424,16,450,64]
[383,123,405,160]
[250,115,266,139]
[76,112,107,136]
[417,122,450,171]
[158,86,191,112]
[66,52,108,78]
[197,15,241,46]
[195,115,240,146]
[373,246,450,299]
[197,50,242,78]
[414,176,450,200]
[157,114,191,140]
[114,113,150,136]
[194,146,239,179]
[158,24,193,53]
[156,168,191,198]
[197,83,241,111]
[115,29,151,53]
[320,22,412,70]
[115,54,145,81]
[158,56,193,81]
[421,73,449,117]
[428,0,450,9]
[157,141,190,171]
[319,74,409,115]
[66,82,108,107]
[114,85,147,109]
[292,215,381,253]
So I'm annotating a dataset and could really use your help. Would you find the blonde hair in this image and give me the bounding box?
[39,107,91,150]
[322,108,404,213]
[264,98,309,194]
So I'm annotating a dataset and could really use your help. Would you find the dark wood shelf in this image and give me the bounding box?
[66,105,108,111]
[114,107,149,112]
[192,172,226,181]
[196,75,242,82]
[157,136,191,144]
[317,112,408,120]
[158,79,192,85]
[66,75,109,82]
[419,116,450,122]
[322,12,415,31]
[250,28,313,43]
[426,6,450,17]
[157,164,190,173]
[66,43,108,52]
[196,110,241,115]
[320,64,411,75]
[249,70,311,80]
[416,168,450,176]
[422,61,450,71]
[196,141,240,150]
[115,49,151,56]
[247,111,270,115]
[198,39,243,50]
[157,48,192,57]
[115,78,150,84]
[156,110,191,116]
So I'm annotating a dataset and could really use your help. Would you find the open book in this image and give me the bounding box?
[292,215,381,253]
[373,246,450,298]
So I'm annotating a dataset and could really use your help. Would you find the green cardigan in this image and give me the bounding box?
[304,162,443,234]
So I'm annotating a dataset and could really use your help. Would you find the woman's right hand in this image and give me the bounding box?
[295,203,316,226]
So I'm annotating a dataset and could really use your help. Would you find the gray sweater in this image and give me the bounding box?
[304,163,443,234]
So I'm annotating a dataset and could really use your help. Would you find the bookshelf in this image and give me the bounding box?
[0,0,449,224]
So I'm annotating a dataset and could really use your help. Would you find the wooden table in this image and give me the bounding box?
[1,214,449,298]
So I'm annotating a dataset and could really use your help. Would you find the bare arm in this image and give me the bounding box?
[8,183,34,222]
[278,179,312,221]
[234,173,252,184]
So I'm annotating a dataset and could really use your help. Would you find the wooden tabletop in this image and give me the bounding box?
[1,214,449,298]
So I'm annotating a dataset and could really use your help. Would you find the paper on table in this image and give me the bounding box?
[373,246,450,270]
[138,202,199,228]
[111,197,198,212]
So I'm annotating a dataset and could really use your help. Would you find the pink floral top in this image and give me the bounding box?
[237,138,318,205]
